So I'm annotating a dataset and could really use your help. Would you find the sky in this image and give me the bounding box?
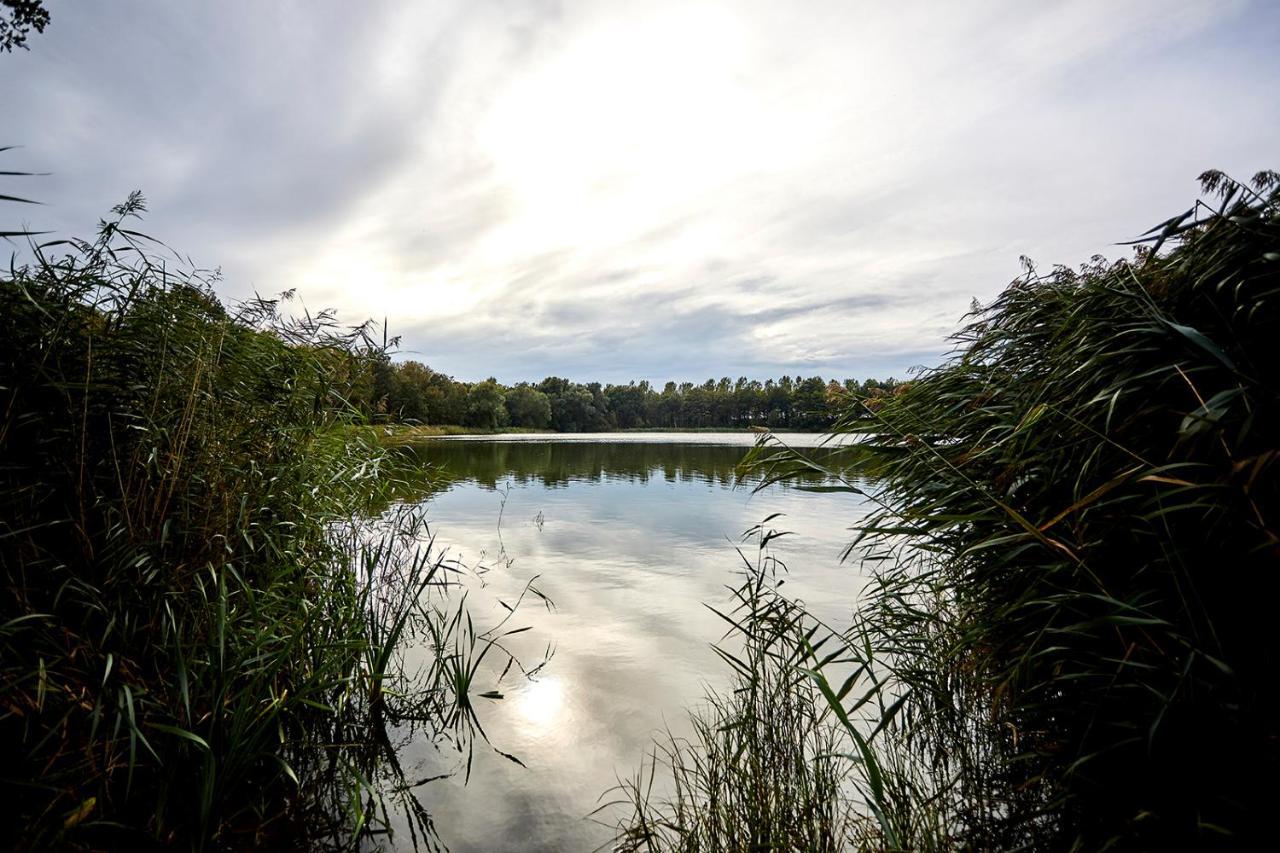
[3,0,1279,384]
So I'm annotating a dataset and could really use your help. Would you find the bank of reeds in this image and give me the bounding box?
[618,169,1279,851]
[755,170,1280,850]
[0,196,498,849]
[604,520,858,852]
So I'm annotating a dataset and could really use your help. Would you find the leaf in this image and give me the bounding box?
[1162,320,1239,374]
[795,485,864,494]
[494,747,526,767]
[63,797,97,830]
[1138,474,1196,487]
[270,755,300,786]
[148,723,211,752]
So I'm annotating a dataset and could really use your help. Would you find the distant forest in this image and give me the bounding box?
[362,359,900,431]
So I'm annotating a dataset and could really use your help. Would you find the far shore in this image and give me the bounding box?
[369,423,828,446]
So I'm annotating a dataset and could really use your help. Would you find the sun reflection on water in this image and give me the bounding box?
[516,676,566,732]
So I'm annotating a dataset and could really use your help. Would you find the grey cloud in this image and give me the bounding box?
[4,0,1279,382]
[397,281,938,385]
[742,292,903,324]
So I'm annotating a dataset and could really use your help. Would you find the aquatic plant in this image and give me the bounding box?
[0,197,521,849]
[604,519,857,852]
[747,169,1280,849]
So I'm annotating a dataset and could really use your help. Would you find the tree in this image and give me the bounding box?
[1,1,50,52]
[764,379,791,427]
[390,360,434,422]
[422,371,466,424]
[655,382,683,427]
[549,385,598,432]
[585,382,611,428]
[537,376,572,398]
[368,366,886,431]
[505,384,551,429]
[791,376,828,429]
[605,382,647,429]
[464,378,508,430]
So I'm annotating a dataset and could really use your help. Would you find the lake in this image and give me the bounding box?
[380,433,869,852]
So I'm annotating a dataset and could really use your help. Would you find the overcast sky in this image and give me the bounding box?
[3,1,1278,383]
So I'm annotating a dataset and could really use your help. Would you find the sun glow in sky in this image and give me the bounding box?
[4,0,1278,382]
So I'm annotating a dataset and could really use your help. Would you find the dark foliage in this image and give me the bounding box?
[0,198,467,849]
[369,363,898,433]
[1,0,50,52]
[765,169,1280,850]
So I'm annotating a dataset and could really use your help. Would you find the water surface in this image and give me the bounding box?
[386,433,868,851]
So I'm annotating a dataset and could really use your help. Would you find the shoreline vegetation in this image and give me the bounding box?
[368,423,830,447]
[4,157,1276,850]
[0,197,539,850]
[4,6,1278,850]
[361,362,901,434]
[612,170,1280,850]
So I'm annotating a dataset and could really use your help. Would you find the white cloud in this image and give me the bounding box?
[3,0,1276,382]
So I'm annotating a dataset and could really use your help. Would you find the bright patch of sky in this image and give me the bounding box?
[3,0,1278,382]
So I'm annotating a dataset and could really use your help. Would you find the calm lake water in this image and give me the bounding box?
[382,433,869,852]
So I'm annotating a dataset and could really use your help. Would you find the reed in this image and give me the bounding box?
[0,196,505,849]
[746,169,1280,849]
[604,520,857,852]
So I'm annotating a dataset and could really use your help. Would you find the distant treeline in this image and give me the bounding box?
[361,360,901,431]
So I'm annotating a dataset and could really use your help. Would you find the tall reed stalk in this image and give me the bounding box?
[0,196,515,849]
